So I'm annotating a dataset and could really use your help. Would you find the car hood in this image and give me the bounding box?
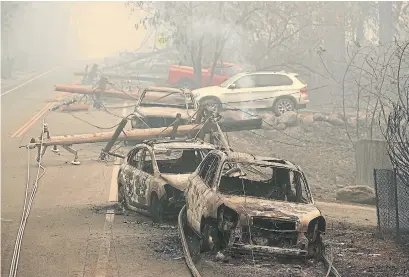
[135,106,191,119]
[193,86,227,96]
[221,195,321,226]
[160,174,191,191]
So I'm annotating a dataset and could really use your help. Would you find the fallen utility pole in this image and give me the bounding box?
[28,117,262,164]
[55,84,139,100]
[31,118,261,147]
[73,72,163,83]
[55,84,187,102]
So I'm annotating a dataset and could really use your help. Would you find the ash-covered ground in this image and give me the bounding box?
[114,205,409,277]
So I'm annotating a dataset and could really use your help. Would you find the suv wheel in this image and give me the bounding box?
[274,98,295,116]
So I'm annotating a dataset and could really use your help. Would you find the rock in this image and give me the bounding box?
[215,251,225,261]
[215,251,229,262]
[275,123,287,130]
[336,185,376,205]
[327,113,345,126]
[300,115,314,132]
[300,114,314,125]
[357,116,368,126]
[313,113,328,122]
[348,115,368,128]
[348,117,358,129]
[261,113,278,129]
[278,111,298,126]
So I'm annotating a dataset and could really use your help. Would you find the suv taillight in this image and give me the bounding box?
[300,87,307,94]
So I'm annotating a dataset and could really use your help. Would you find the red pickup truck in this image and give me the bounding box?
[167,62,244,89]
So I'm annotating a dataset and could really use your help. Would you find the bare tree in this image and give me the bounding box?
[1,2,25,78]
[382,41,409,186]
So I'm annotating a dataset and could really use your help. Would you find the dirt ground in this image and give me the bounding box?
[113,200,409,277]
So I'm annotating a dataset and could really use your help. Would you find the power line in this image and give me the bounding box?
[246,130,306,147]
[9,122,47,277]
[67,112,122,130]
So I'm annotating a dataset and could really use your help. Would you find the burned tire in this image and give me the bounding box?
[199,97,222,114]
[150,194,164,223]
[117,182,127,212]
[273,97,296,116]
[307,235,324,259]
[200,220,219,253]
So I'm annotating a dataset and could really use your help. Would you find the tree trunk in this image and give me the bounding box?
[323,3,346,99]
[379,1,393,44]
[192,36,204,89]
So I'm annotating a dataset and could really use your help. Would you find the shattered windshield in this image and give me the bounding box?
[145,149,209,174]
[139,90,195,108]
[218,162,311,203]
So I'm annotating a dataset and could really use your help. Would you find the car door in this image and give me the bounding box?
[249,74,296,109]
[132,147,157,209]
[221,75,259,109]
[186,153,221,233]
[120,147,143,208]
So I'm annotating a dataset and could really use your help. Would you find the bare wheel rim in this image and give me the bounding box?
[151,196,163,222]
[202,100,219,113]
[118,183,125,206]
[201,223,217,251]
[277,99,294,114]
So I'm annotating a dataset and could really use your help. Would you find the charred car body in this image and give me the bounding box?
[185,150,325,257]
[117,139,215,222]
[130,87,198,130]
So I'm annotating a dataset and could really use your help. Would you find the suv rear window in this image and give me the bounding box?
[295,76,307,85]
[257,74,293,87]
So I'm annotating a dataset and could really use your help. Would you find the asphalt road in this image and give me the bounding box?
[1,66,191,277]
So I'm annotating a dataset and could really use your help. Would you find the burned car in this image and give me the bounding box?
[185,150,325,258]
[117,139,215,222]
[130,87,198,129]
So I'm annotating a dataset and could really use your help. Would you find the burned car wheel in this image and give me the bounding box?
[118,183,125,204]
[117,182,127,212]
[150,194,164,223]
[306,220,325,258]
[200,220,220,252]
[217,208,238,249]
[199,98,222,114]
[307,234,324,259]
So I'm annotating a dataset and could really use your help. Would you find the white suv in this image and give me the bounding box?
[192,71,309,115]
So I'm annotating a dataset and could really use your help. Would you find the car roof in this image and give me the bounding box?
[229,71,299,80]
[153,142,215,150]
[245,71,298,76]
[210,150,299,171]
[141,139,215,150]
